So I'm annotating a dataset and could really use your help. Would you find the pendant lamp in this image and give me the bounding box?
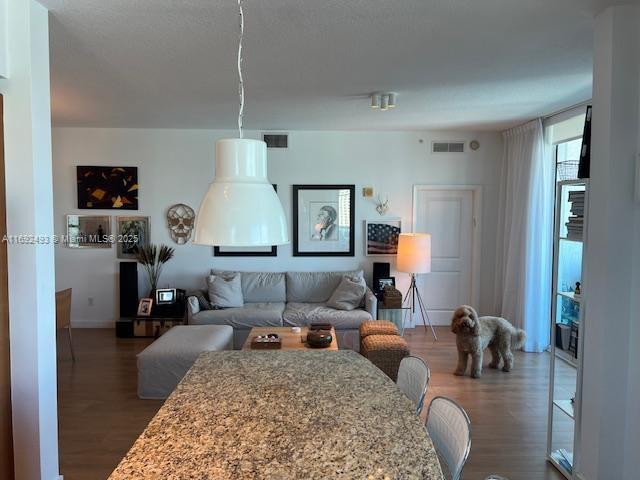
[194,0,289,247]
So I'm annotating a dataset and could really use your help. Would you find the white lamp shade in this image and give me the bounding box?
[193,138,289,246]
[397,233,431,274]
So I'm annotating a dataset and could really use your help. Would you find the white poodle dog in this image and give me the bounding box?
[451,305,526,378]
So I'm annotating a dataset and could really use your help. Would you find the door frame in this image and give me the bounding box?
[411,185,483,315]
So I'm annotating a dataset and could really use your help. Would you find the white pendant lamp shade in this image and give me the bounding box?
[397,233,432,274]
[194,138,289,246]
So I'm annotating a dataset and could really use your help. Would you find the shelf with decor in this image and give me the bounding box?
[547,179,588,479]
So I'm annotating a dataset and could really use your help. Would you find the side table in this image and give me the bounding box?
[377,305,411,336]
[116,300,186,338]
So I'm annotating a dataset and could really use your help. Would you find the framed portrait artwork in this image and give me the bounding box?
[116,216,150,259]
[292,184,355,256]
[214,185,279,257]
[76,166,138,210]
[365,219,402,256]
[66,215,112,248]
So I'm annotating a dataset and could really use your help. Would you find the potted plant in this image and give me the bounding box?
[135,244,175,297]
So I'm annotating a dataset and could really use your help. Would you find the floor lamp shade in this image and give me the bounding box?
[194,138,289,246]
[397,233,431,274]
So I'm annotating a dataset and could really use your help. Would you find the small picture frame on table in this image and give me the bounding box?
[376,277,396,292]
[137,298,153,317]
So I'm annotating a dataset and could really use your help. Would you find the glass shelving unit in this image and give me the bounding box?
[547,179,588,478]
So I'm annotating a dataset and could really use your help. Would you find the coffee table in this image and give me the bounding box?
[241,326,338,351]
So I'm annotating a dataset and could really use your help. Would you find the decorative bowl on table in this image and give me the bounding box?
[306,329,332,348]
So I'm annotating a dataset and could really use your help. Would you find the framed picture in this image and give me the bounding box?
[66,215,112,248]
[214,185,279,257]
[377,277,396,292]
[365,219,402,256]
[292,185,355,256]
[116,216,150,259]
[137,298,153,316]
[77,166,138,209]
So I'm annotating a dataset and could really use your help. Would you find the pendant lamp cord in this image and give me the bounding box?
[237,0,244,139]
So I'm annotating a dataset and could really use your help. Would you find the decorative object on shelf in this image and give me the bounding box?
[135,244,175,296]
[76,166,138,209]
[166,203,195,245]
[469,140,480,151]
[362,187,374,198]
[565,190,585,240]
[451,305,526,378]
[374,195,389,216]
[193,0,288,247]
[137,298,153,317]
[116,216,149,259]
[370,92,397,111]
[365,219,401,256]
[577,105,592,179]
[397,233,437,340]
[574,282,581,297]
[292,184,355,256]
[214,185,278,257]
[66,215,112,248]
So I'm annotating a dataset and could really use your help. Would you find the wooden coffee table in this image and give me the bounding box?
[242,326,338,351]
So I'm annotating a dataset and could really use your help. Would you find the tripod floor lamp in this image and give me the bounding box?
[397,233,438,340]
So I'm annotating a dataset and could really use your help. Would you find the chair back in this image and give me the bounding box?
[56,289,72,329]
[426,396,471,480]
[396,355,430,414]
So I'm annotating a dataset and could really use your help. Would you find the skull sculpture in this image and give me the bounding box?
[167,204,195,245]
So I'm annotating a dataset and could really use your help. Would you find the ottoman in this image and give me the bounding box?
[137,325,233,399]
[359,320,399,350]
[361,334,410,381]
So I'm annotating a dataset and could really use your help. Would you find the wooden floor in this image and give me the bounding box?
[57,327,567,480]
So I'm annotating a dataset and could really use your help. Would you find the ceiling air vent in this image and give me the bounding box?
[263,133,288,149]
[432,141,465,153]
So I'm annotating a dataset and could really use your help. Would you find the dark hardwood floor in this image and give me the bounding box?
[57,327,566,480]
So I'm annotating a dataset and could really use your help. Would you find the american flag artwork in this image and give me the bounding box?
[366,221,401,255]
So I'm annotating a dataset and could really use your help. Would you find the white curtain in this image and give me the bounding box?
[494,119,554,352]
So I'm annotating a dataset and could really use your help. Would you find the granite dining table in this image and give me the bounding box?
[109,350,444,480]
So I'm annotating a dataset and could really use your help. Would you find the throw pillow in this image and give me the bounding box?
[194,290,213,310]
[327,275,367,311]
[207,274,244,308]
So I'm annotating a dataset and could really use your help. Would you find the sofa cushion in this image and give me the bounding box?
[327,276,367,311]
[191,302,285,329]
[212,270,286,303]
[286,270,364,303]
[282,302,372,330]
[207,274,244,308]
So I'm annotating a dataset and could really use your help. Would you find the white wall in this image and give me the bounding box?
[579,5,640,480]
[53,128,503,327]
[0,1,59,479]
[0,0,7,79]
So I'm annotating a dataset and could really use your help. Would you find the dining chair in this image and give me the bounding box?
[396,355,430,415]
[425,396,471,480]
[56,288,75,361]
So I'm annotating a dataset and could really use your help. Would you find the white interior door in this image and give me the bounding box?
[412,186,479,326]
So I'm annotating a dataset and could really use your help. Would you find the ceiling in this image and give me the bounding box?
[41,0,598,131]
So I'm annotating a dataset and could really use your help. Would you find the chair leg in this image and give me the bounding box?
[67,326,76,362]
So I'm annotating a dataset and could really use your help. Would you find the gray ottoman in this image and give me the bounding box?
[137,325,233,399]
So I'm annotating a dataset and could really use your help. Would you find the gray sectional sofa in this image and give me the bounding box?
[186,270,377,350]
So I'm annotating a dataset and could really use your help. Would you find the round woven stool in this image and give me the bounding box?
[360,319,398,339]
[361,334,410,381]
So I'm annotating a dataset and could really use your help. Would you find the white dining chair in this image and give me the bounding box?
[396,355,430,415]
[426,396,471,480]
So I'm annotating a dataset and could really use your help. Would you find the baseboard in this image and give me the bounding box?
[71,319,114,328]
